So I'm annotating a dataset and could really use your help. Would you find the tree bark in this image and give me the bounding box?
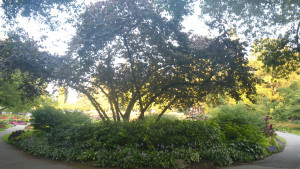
[72,85,110,121]
[156,97,177,122]
[296,21,300,53]
[123,35,145,118]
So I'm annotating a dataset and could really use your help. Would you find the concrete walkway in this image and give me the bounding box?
[0,125,94,169]
[226,132,300,169]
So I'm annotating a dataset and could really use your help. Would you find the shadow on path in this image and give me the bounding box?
[225,132,300,169]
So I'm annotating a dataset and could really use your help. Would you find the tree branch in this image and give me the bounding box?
[123,35,145,118]
[155,97,178,122]
[71,85,109,121]
[97,85,123,121]
[142,75,214,114]
[296,21,300,53]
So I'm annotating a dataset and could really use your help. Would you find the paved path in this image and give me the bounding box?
[0,125,94,169]
[226,132,300,169]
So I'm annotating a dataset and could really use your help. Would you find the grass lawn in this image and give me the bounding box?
[0,128,4,132]
[2,133,11,143]
[272,121,300,136]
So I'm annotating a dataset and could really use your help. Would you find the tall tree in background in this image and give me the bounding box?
[253,38,299,79]
[60,0,256,121]
[0,71,39,112]
[252,38,299,95]
[199,0,300,52]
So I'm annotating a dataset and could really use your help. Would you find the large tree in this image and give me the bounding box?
[0,34,58,111]
[0,71,42,112]
[250,38,299,98]
[60,0,256,121]
[253,38,299,79]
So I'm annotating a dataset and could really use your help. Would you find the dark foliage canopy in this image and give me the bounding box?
[1,0,76,19]
[0,34,58,111]
[61,0,256,121]
[253,38,299,79]
[199,0,300,52]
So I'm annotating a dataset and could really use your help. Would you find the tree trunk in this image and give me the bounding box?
[156,98,177,122]
[0,107,6,112]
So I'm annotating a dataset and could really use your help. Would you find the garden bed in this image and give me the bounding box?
[7,105,286,169]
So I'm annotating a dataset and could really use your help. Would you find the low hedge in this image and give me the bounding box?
[16,119,228,168]
[11,106,285,168]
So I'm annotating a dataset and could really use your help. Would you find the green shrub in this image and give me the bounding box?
[8,130,25,144]
[15,119,231,168]
[13,110,277,168]
[144,113,177,121]
[31,106,65,131]
[31,106,91,131]
[211,103,265,129]
[0,120,6,126]
[211,103,269,162]
[273,82,300,121]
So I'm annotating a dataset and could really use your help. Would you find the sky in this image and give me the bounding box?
[0,0,213,56]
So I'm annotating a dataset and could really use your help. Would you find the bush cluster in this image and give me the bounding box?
[13,105,284,168]
[272,82,300,121]
[8,130,25,144]
[31,106,91,131]
[210,103,280,162]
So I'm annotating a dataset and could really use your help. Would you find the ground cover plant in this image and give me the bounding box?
[2,133,11,142]
[9,106,285,169]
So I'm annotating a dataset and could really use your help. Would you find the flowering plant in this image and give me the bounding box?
[263,116,275,137]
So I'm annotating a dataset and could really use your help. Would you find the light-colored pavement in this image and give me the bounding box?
[226,132,300,169]
[0,125,94,169]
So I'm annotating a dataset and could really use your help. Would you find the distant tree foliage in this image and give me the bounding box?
[199,0,300,52]
[253,38,299,79]
[1,0,76,19]
[61,0,256,121]
[0,71,39,112]
[273,82,300,121]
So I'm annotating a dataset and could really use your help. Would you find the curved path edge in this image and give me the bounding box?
[0,125,93,169]
[225,131,300,169]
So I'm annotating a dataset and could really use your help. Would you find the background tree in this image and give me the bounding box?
[62,0,256,121]
[253,38,299,79]
[0,71,40,112]
[251,38,299,96]
[199,0,299,51]
[272,82,300,121]
[0,33,58,112]
[1,0,82,29]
